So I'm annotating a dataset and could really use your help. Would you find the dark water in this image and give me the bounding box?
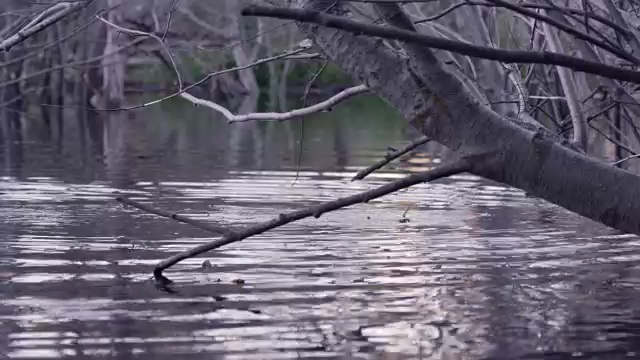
[1,98,640,359]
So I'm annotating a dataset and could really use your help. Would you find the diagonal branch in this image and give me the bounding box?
[116,156,478,283]
[116,196,234,236]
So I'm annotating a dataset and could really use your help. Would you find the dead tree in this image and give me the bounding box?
[113,0,640,284]
[6,0,640,284]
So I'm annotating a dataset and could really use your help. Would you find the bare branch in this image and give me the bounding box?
[116,196,234,237]
[116,156,476,283]
[0,1,89,52]
[180,84,368,123]
[612,154,640,166]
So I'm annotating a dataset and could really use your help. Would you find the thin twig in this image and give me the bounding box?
[116,196,234,236]
[352,136,430,181]
[162,0,181,40]
[612,154,640,166]
[293,60,329,186]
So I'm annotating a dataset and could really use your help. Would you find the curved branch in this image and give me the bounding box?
[180,84,368,123]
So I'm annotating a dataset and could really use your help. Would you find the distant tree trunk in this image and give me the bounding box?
[1,43,25,137]
[278,60,291,111]
[0,45,25,178]
[224,0,259,96]
[227,95,261,168]
[257,18,280,111]
[278,28,295,111]
[101,0,128,107]
[611,104,625,169]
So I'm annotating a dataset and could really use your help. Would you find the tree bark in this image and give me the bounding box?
[287,0,640,235]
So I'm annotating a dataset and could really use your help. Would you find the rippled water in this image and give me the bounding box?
[2,102,640,359]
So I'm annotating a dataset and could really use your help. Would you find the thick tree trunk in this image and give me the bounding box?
[291,0,640,235]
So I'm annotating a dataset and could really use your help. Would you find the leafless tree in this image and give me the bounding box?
[4,0,640,283]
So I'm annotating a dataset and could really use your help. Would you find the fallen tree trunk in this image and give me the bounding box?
[244,1,640,235]
[112,1,640,282]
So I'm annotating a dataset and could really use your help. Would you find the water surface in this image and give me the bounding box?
[1,99,640,359]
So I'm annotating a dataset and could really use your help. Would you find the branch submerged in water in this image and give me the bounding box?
[116,155,484,285]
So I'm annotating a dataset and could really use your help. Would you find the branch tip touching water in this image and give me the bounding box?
[114,155,489,283]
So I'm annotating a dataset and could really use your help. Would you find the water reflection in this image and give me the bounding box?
[1,98,640,359]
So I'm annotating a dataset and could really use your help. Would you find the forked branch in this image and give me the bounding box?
[116,155,479,284]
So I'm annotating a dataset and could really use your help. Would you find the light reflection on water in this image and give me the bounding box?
[2,169,640,359]
[1,103,640,359]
